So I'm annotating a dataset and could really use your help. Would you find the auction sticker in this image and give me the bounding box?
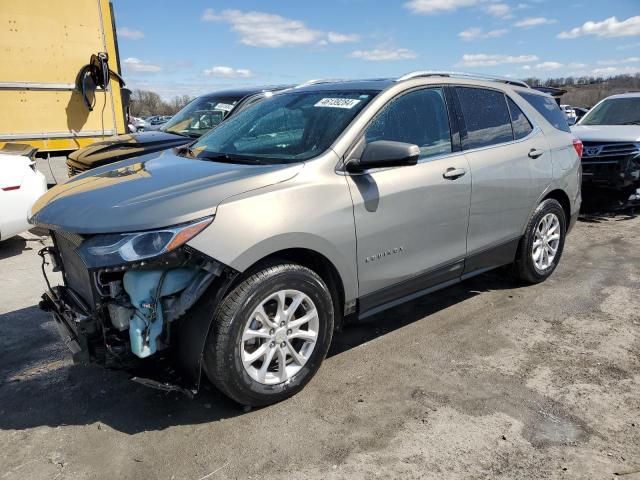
[314,98,361,109]
[215,103,235,112]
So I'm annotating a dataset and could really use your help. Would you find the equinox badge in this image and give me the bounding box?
[365,246,405,263]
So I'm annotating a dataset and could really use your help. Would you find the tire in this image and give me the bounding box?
[514,199,567,284]
[203,262,334,406]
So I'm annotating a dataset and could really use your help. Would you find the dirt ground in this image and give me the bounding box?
[0,210,639,480]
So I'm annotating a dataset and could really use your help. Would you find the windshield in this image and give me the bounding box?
[579,97,640,126]
[161,95,242,137]
[189,91,376,164]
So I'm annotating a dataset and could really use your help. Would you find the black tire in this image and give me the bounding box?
[514,199,567,284]
[203,262,334,406]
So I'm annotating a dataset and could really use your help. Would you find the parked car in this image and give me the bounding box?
[561,104,577,123]
[571,92,640,203]
[573,107,590,122]
[33,73,581,406]
[533,86,566,105]
[130,116,148,132]
[146,115,172,131]
[66,86,291,176]
[0,144,47,241]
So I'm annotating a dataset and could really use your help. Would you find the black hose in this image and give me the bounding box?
[76,52,126,111]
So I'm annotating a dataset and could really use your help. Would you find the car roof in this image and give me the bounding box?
[603,91,640,100]
[289,78,395,93]
[201,85,294,99]
[288,75,536,95]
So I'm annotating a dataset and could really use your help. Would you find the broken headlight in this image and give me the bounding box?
[76,217,213,268]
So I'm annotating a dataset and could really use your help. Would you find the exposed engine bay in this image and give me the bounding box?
[38,227,238,395]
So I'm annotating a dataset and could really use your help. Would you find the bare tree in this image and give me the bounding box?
[521,74,640,107]
[129,90,194,117]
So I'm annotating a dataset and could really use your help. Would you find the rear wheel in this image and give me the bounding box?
[203,263,334,406]
[514,199,566,284]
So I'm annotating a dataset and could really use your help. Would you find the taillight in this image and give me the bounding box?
[572,138,583,159]
[2,185,20,191]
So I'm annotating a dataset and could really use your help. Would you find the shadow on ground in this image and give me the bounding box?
[0,234,44,261]
[0,268,514,435]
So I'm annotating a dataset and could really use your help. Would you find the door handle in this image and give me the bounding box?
[443,167,466,180]
[528,148,545,159]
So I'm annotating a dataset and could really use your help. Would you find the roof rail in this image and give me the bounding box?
[397,71,530,89]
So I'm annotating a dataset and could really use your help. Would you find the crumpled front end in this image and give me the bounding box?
[38,224,238,394]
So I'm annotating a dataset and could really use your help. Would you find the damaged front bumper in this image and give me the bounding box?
[40,285,95,364]
[38,235,238,395]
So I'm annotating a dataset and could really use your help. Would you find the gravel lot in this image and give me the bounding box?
[0,209,638,480]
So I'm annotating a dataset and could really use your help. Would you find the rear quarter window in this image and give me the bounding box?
[518,92,570,133]
[506,97,534,140]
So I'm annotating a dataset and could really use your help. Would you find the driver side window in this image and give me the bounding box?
[365,88,452,160]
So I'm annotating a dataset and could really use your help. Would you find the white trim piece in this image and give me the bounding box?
[0,130,116,140]
[0,82,76,91]
[0,82,110,92]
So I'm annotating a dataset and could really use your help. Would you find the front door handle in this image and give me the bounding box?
[443,167,466,180]
[528,148,545,159]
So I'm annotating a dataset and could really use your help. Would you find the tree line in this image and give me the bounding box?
[129,90,193,118]
[129,73,640,115]
[523,74,640,108]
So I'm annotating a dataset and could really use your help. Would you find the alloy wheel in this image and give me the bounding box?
[241,289,319,385]
[532,212,561,271]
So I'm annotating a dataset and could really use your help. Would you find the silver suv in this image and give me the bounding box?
[33,72,582,406]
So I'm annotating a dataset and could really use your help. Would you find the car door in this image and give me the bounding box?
[345,87,472,313]
[452,86,552,274]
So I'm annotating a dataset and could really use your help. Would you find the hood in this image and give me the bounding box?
[67,131,191,169]
[32,150,303,234]
[571,125,640,143]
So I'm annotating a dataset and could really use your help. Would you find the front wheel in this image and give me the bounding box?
[203,263,334,406]
[514,199,567,284]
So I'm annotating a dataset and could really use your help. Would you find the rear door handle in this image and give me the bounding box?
[443,167,466,180]
[528,148,545,159]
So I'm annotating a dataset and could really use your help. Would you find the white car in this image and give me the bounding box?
[571,92,640,198]
[0,145,47,241]
[561,104,577,122]
[130,116,148,132]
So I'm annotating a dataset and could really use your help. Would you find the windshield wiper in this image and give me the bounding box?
[164,129,199,138]
[196,152,264,165]
[620,121,640,125]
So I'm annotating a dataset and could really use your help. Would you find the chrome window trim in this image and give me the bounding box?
[459,125,543,156]
[335,81,547,176]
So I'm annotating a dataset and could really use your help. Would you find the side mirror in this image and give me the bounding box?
[347,140,420,172]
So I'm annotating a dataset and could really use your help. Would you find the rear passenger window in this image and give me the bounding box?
[518,92,571,133]
[455,87,513,149]
[365,88,452,160]
[507,97,534,139]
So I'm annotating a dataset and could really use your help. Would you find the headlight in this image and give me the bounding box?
[76,217,213,268]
